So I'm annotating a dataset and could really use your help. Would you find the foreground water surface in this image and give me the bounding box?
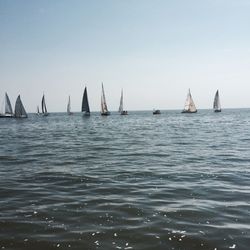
[0,109,250,249]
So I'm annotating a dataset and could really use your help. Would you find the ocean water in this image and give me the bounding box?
[0,109,250,250]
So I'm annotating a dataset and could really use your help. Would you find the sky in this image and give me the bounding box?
[0,0,250,112]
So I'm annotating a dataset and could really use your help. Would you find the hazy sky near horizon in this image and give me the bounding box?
[0,0,250,112]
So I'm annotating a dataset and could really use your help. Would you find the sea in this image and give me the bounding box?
[0,109,250,250]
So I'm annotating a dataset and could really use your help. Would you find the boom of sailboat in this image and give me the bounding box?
[0,88,222,118]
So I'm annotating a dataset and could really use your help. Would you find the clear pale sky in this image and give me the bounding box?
[0,0,250,112]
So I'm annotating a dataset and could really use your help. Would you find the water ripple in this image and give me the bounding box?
[0,110,250,249]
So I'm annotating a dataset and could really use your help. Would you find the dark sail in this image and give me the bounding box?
[82,87,90,113]
[42,94,47,114]
[213,90,221,112]
[14,95,27,118]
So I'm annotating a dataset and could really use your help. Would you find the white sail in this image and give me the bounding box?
[118,89,128,115]
[182,89,197,113]
[213,90,221,112]
[14,95,27,118]
[67,95,71,114]
[101,83,109,115]
[5,93,13,115]
[0,92,14,117]
[0,98,4,114]
[101,94,104,112]
[118,89,123,112]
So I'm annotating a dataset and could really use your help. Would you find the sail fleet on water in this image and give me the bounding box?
[0,86,222,118]
[0,93,27,118]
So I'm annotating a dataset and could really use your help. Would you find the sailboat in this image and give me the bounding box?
[182,89,197,113]
[82,87,90,116]
[213,90,221,112]
[118,89,128,115]
[41,94,49,116]
[67,95,73,115]
[36,106,40,115]
[0,92,14,118]
[101,83,110,116]
[153,109,161,115]
[14,95,28,118]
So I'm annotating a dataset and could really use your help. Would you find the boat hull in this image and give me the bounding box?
[0,114,14,118]
[83,112,90,116]
[181,110,197,113]
[101,112,110,116]
[153,110,161,115]
[214,109,221,112]
[120,111,128,115]
[14,115,28,118]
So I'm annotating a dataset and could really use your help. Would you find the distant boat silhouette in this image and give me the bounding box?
[82,87,90,116]
[14,95,27,118]
[182,89,197,113]
[41,94,49,116]
[67,95,73,115]
[36,105,40,115]
[153,109,161,115]
[0,92,14,118]
[213,90,221,112]
[101,83,110,116]
[118,89,128,115]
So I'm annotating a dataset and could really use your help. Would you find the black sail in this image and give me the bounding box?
[82,87,90,113]
[213,90,221,112]
[42,94,47,114]
[14,95,27,118]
